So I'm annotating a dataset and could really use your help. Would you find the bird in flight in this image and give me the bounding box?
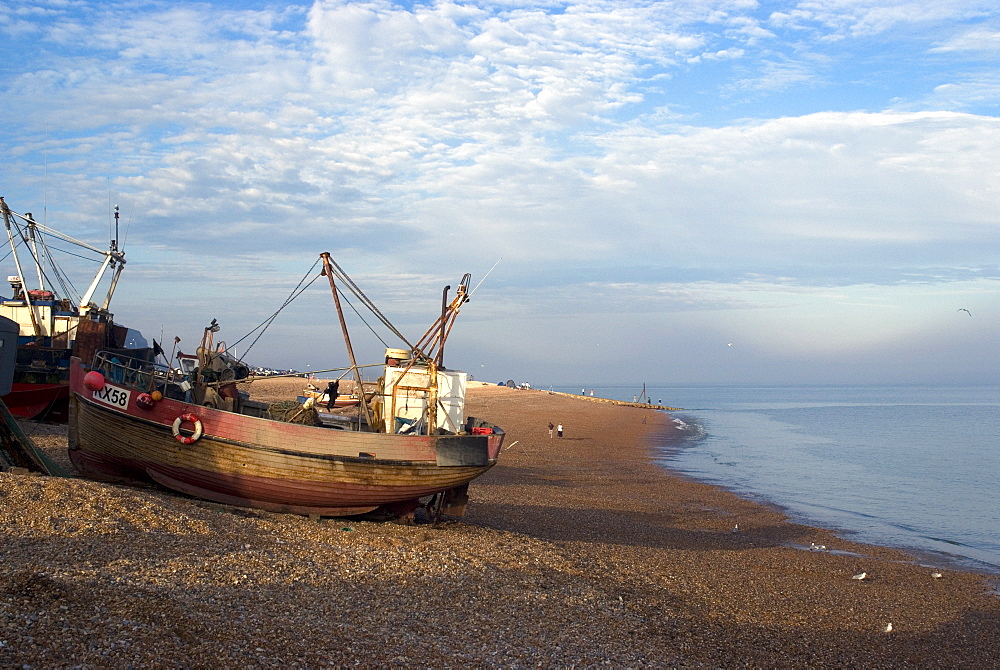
[958,308,972,316]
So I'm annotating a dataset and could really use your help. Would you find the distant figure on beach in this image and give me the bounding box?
[325,380,340,410]
[633,395,637,402]
[589,389,594,396]
[548,422,554,438]
[557,424,563,438]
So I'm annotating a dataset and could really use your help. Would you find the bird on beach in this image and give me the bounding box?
[931,571,943,579]
[884,623,893,633]
[852,571,869,581]
[958,308,972,316]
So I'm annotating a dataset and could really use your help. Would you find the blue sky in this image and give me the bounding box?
[2,0,998,386]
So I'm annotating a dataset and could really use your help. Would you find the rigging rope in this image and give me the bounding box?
[8,219,82,304]
[324,256,413,349]
[35,235,81,304]
[231,257,323,358]
[333,282,392,350]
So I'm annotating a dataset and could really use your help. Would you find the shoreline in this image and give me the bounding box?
[642,421,1000,579]
[482,385,1000,577]
[465,385,999,662]
[2,379,998,665]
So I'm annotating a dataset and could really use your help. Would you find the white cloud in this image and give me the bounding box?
[767,1,997,38]
[931,27,1000,53]
[929,77,1000,110]
[2,0,998,383]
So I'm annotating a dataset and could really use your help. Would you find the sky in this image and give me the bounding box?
[1,0,998,387]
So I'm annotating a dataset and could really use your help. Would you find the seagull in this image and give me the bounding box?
[732,523,739,533]
[931,571,943,579]
[884,623,893,633]
[727,342,734,347]
[958,308,972,316]
[851,572,869,580]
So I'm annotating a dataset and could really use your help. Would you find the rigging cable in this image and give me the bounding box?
[231,257,323,358]
[35,233,82,304]
[324,256,413,349]
[9,218,79,303]
[331,281,392,350]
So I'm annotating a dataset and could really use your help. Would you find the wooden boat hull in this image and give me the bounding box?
[68,362,503,516]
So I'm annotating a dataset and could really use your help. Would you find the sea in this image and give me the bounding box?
[552,383,1000,575]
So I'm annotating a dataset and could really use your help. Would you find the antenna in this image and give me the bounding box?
[469,257,501,297]
[43,125,49,225]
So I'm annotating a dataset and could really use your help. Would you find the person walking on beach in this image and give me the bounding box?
[557,424,563,438]
[548,422,554,438]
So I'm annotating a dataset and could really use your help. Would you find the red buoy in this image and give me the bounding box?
[83,371,105,391]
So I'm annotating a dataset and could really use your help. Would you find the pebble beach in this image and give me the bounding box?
[2,378,998,667]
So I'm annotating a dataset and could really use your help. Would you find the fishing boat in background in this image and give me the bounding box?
[0,197,144,421]
[2,382,71,421]
[68,252,504,519]
[298,382,361,408]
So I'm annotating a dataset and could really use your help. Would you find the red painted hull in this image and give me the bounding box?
[1,383,70,421]
[68,359,504,516]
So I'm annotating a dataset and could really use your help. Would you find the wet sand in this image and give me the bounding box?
[2,378,998,667]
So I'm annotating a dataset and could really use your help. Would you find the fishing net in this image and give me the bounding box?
[268,400,321,426]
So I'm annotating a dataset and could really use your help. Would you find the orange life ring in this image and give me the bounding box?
[172,413,203,444]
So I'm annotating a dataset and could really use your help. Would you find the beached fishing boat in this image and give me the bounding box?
[0,197,143,421]
[67,253,504,518]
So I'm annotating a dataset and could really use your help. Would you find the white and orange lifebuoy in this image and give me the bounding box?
[171,413,203,444]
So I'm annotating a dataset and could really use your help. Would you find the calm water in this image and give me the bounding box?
[554,384,1000,574]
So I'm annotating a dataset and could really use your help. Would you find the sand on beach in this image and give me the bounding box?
[2,380,998,667]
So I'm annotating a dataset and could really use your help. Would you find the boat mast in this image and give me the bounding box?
[0,197,43,339]
[77,255,112,316]
[428,283,453,433]
[25,213,45,292]
[415,274,470,362]
[196,319,220,385]
[100,206,124,311]
[437,284,450,367]
[409,276,471,434]
[320,252,374,430]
